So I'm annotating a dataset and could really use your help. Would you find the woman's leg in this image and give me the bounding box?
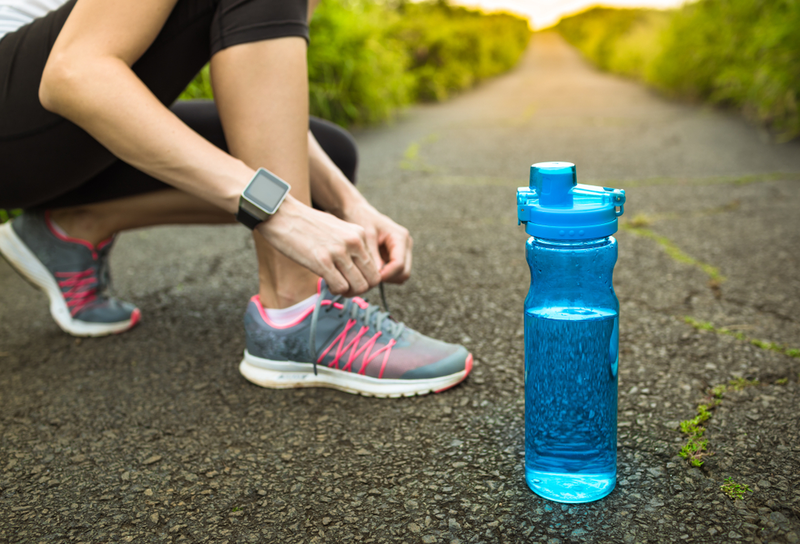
[211,38,316,310]
[1,0,356,315]
[47,106,358,246]
[49,189,235,245]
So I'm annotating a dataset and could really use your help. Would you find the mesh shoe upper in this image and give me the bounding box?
[11,211,136,323]
[244,281,468,380]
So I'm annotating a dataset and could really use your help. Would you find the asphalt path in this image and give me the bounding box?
[2,31,800,543]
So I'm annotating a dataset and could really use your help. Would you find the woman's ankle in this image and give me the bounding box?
[258,273,319,309]
[49,207,116,246]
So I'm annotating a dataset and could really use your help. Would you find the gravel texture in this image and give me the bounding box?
[2,31,799,543]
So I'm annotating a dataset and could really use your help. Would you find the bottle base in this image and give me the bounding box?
[525,469,616,503]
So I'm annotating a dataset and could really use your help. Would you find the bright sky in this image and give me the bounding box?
[454,0,685,29]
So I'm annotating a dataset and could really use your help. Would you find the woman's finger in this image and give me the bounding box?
[379,231,410,283]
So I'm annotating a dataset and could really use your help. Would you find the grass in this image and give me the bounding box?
[0,209,22,224]
[392,2,530,103]
[556,8,668,80]
[556,1,800,141]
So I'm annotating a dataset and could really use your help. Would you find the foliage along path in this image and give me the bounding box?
[1,31,800,543]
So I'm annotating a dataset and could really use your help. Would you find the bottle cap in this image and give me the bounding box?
[517,162,625,240]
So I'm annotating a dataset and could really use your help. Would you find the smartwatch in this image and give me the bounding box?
[236,168,292,230]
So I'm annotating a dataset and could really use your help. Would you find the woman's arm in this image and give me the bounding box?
[39,0,380,294]
[39,0,250,212]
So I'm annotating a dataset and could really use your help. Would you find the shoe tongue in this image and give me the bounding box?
[318,279,399,335]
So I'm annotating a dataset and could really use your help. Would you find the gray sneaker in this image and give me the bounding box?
[239,279,473,397]
[0,211,140,336]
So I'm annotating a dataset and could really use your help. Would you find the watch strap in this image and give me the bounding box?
[235,207,264,230]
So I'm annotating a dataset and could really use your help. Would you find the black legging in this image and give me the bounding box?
[33,105,359,210]
[0,0,357,211]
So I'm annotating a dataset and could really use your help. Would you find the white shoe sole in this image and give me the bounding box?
[0,221,139,337]
[240,350,473,398]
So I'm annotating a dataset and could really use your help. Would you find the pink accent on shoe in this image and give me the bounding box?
[356,337,394,378]
[352,297,369,310]
[434,353,473,393]
[96,236,114,250]
[44,211,98,259]
[128,308,141,328]
[317,321,396,378]
[250,295,314,330]
[317,319,358,366]
[56,269,98,316]
[375,339,397,379]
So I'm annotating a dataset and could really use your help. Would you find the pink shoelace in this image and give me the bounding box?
[308,285,405,377]
[317,317,398,379]
[55,268,99,316]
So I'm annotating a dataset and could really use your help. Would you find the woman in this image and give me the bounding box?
[0,0,472,397]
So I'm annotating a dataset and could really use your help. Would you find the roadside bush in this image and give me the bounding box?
[307,0,412,126]
[393,2,530,101]
[178,0,529,126]
[557,1,800,141]
[649,0,800,141]
[556,7,667,78]
[180,64,212,101]
[177,0,412,126]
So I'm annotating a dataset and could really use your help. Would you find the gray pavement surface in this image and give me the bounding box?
[2,31,800,543]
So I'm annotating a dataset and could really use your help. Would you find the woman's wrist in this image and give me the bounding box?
[334,184,370,219]
[311,169,368,219]
[222,162,258,214]
[255,194,300,236]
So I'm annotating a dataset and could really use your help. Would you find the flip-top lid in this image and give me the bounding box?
[517,162,626,240]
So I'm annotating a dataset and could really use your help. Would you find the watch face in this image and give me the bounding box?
[243,169,291,214]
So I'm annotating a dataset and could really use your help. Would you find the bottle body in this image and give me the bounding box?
[524,236,619,503]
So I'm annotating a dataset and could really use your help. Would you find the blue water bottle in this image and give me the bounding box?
[516,162,626,503]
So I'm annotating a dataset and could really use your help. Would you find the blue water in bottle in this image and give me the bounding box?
[517,162,625,503]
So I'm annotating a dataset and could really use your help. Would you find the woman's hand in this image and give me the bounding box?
[256,196,382,296]
[306,130,413,283]
[341,201,413,284]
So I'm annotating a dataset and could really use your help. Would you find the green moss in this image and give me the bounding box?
[720,477,752,500]
[399,134,439,171]
[677,399,720,467]
[684,316,799,358]
[621,226,725,284]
